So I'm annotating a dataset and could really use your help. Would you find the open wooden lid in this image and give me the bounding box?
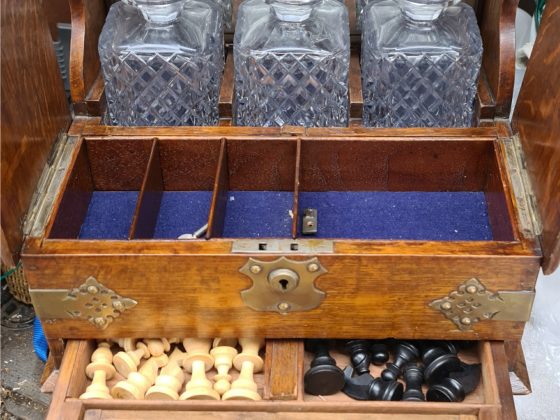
[512,0,560,274]
[0,0,70,265]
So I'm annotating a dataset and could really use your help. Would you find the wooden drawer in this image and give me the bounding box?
[47,340,516,419]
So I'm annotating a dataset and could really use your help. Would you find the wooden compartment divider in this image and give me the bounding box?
[129,139,162,240]
[291,138,302,239]
[207,138,229,239]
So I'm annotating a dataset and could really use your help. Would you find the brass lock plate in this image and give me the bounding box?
[239,257,327,314]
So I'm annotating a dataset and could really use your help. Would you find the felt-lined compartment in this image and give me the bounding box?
[49,137,515,242]
[213,139,298,238]
[49,139,154,239]
[296,139,513,241]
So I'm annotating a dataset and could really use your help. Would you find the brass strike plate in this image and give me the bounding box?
[30,276,137,330]
[430,278,535,331]
[239,257,327,314]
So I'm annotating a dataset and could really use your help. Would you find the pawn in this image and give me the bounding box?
[222,338,265,401]
[113,342,151,378]
[345,340,371,375]
[80,342,116,400]
[111,358,159,400]
[370,341,390,365]
[381,341,419,381]
[143,338,171,357]
[179,338,220,401]
[402,363,425,401]
[145,348,186,400]
[210,345,238,395]
[304,339,345,396]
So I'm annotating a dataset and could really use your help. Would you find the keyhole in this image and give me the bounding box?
[279,279,289,290]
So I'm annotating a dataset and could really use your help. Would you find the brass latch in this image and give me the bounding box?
[430,278,535,331]
[30,277,137,330]
[239,257,327,314]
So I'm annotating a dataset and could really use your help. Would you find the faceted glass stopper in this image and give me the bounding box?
[135,0,185,24]
[397,0,452,23]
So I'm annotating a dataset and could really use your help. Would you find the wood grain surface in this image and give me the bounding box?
[1,0,70,263]
[512,0,560,274]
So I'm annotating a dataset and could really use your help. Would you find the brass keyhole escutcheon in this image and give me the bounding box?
[239,257,327,314]
[268,268,299,292]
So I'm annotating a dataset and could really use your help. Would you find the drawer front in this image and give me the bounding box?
[47,340,516,420]
[25,250,538,342]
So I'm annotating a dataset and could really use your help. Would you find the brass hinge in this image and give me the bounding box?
[23,133,78,238]
[502,134,543,238]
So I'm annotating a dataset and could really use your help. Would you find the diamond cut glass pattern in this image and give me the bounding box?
[361,0,483,128]
[234,0,350,127]
[99,0,224,126]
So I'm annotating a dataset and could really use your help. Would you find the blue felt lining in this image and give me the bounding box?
[76,190,492,241]
[79,191,138,239]
[223,191,294,238]
[298,191,492,240]
[154,191,213,238]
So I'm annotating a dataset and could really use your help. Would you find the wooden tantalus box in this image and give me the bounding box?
[0,0,558,417]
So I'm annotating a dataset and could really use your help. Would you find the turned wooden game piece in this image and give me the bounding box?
[179,338,220,400]
[381,341,419,381]
[80,342,116,400]
[427,362,481,403]
[371,341,390,365]
[421,344,461,385]
[345,340,372,375]
[210,345,238,395]
[145,348,186,400]
[403,363,425,401]
[222,338,265,401]
[304,339,344,396]
[213,337,238,348]
[342,366,403,401]
[113,341,151,378]
[143,338,171,357]
[113,338,138,352]
[111,358,159,400]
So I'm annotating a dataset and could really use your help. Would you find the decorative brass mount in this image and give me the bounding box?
[429,278,535,331]
[239,257,327,314]
[30,277,137,330]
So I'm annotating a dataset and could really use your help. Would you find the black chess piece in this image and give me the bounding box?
[342,366,403,401]
[422,344,462,385]
[402,363,425,401]
[371,341,390,365]
[304,340,345,395]
[427,362,482,402]
[381,341,419,381]
[345,340,372,375]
